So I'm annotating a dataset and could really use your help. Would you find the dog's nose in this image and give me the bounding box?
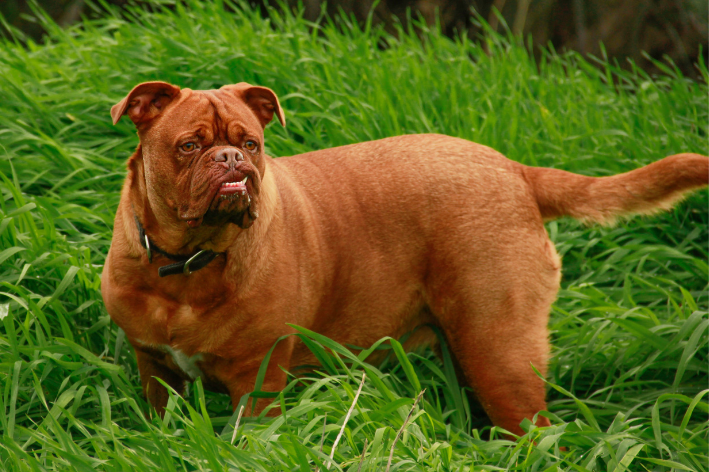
[214,148,244,166]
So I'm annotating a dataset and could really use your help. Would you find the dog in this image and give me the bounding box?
[101,81,708,436]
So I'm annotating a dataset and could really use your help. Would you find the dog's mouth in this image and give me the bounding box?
[198,170,258,228]
[179,163,260,229]
[218,176,249,199]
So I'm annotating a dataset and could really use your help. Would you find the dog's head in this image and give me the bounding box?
[112,81,285,230]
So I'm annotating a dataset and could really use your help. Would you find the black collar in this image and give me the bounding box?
[134,215,221,277]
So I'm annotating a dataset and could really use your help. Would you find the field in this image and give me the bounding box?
[0,1,707,470]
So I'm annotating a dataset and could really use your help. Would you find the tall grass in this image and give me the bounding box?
[0,1,707,470]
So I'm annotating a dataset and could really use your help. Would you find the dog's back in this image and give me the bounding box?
[275,134,707,229]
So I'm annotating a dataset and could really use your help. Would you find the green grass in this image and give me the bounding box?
[0,0,707,470]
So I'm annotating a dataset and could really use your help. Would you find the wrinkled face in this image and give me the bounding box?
[112,82,285,230]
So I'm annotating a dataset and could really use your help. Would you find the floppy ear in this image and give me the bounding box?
[221,83,286,128]
[111,81,181,126]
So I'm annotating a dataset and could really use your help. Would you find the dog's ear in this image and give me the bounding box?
[111,81,181,126]
[221,83,286,128]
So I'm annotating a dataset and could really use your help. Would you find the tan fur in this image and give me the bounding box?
[524,153,709,224]
[101,81,708,437]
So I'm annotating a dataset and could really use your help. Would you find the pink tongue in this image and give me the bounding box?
[220,183,246,194]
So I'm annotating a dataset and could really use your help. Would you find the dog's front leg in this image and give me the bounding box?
[135,348,186,417]
[223,336,296,417]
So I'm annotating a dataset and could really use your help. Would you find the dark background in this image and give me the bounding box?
[2,0,707,79]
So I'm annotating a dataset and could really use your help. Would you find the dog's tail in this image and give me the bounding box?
[523,153,708,224]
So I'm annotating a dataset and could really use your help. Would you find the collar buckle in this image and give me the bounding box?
[183,250,206,276]
[144,234,153,264]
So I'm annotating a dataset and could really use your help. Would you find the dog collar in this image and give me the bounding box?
[134,215,220,277]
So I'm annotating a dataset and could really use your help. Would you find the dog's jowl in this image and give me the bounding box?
[101,81,708,436]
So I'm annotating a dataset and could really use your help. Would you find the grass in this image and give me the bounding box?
[0,0,707,470]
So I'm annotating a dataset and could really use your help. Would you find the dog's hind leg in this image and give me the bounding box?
[427,236,561,437]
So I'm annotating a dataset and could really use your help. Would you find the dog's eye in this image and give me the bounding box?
[244,140,258,152]
[180,142,197,152]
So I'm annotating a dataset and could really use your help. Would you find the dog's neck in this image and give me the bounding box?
[120,147,276,258]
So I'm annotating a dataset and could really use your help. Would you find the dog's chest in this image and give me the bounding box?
[134,302,213,378]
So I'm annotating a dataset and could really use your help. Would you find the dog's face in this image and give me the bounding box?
[111,82,285,230]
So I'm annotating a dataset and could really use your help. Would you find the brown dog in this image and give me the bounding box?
[101,81,708,436]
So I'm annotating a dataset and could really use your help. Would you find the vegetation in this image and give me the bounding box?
[0,1,706,470]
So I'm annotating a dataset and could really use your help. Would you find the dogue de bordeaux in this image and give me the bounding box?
[101,81,708,436]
